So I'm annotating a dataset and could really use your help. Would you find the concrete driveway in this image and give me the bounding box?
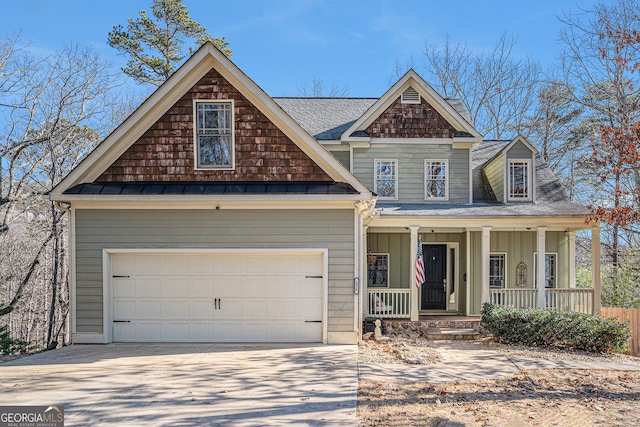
[0,344,357,426]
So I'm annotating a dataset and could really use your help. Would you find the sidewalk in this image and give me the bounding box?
[358,340,640,383]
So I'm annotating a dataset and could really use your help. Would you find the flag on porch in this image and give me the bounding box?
[415,237,425,287]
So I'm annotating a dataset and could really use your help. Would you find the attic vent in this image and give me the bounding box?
[401,87,420,104]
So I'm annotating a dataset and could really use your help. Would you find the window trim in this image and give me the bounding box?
[534,252,558,289]
[507,159,531,201]
[424,159,449,201]
[367,253,390,288]
[193,99,235,170]
[489,252,507,289]
[374,159,398,200]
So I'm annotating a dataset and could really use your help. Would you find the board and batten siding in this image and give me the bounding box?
[352,144,470,204]
[74,209,355,335]
[469,230,569,314]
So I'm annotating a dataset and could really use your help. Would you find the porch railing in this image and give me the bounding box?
[489,289,537,308]
[545,289,593,314]
[489,288,594,314]
[367,289,411,318]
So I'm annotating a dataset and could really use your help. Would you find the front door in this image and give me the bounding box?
[420,244,447,310]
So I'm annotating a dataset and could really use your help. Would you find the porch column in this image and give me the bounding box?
[567,231,576,288]
[536,227,547,309]
[592,224,601,314]
[481,226,491,305]
[362,225,369,321]
[409,226,420,321]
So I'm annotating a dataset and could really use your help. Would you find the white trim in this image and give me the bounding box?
[465,230,471,315]
[468,146,473,204]
[101,248,330,344]
[66,199,363,211]
[192,99,235,170]
[370,138,454,145]
[341,70,482,142]
[489,252,507,289]
[374,159,398,201]
[424,159,449,201]
[444,242,459,311]
[69,207,77,337]
[507,159,532,201]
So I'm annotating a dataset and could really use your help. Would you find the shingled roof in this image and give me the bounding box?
[274,97,471,140]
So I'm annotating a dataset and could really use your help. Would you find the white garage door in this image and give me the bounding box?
[111,251,324,343]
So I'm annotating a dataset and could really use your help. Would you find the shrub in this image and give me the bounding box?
[0,324,29,355]
[481,303,631,353]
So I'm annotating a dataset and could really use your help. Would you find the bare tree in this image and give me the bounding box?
[0,34,120,351]
[297,76,350,97]
[421,32,541,139]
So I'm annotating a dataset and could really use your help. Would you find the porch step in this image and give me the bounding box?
[425,327,480,341]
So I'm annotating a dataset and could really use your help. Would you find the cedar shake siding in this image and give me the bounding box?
[366,96,457,139]
[98,68,333,182]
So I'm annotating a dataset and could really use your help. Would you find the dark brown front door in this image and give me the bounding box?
[420,244,447,310]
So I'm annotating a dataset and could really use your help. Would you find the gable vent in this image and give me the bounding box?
[401,87,420,104]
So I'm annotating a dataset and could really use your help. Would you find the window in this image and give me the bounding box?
[374,160,397,200]
[194,100,234,169]
[489,253,506,289]
[425,160,448,200]
[367,254,389,287]
[534,253,557,288]
[508,160,530,200]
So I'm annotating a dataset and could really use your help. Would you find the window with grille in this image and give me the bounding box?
[508,160,530,200]
[194,100,234,169]
[425,160,448,200]
[374,159,397,200]
[489,253,506,289]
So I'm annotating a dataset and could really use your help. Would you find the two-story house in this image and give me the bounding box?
[50,42,600,345]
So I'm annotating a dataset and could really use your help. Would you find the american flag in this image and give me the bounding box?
[415,238,425,287]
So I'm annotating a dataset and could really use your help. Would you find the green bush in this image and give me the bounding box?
[0,324,29,355]
[481,302,631,353]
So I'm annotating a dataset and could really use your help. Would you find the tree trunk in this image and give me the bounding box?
[46,203,61,348]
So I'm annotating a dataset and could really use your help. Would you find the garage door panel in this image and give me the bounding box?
[112,252,324,343]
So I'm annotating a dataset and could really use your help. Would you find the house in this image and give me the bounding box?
[50,42,600,345]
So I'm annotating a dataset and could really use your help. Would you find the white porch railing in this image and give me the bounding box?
[489,288,595,314]
[489,289,538,308]
[367,289,411,318]
[545,289,594,314]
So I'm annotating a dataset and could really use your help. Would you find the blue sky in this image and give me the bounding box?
[1,0,599,97]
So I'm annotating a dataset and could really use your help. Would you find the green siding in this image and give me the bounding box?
[469,230,570,314]
[506,141,534,159]
[484,153,504,203]
[75,209,355,334]
[327,149,350,170]
[353,144,470,204]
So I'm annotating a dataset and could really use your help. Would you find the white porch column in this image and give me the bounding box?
[409,226,420,321]
[592,224,601,314]
[567,231,576,288]
[537,227,547,309]
[361,225,369,321]
[481,226,491,305]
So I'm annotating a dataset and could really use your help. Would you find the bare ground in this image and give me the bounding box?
[358,339,640,426]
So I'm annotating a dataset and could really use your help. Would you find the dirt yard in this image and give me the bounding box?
[358,339,640,426]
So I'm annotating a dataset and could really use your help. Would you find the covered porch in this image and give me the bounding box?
[362,211,601,320]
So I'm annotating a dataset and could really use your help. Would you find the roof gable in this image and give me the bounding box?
[341,69,482,141]
[50,42,370,199]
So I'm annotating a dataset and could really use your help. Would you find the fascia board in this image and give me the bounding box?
[369,215,589,229]
[51,193,371,203]
[66,199,363,210]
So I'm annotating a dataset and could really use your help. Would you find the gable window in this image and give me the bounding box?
[534,253,557,288]
[489,253,506,289]
[374,159,397,200]
[425,160,448,200]
[508,159,530,200]
[194,100,234,169]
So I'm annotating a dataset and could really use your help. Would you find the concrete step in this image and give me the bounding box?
[425,327,480,341]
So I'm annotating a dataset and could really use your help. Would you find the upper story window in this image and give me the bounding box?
[425,160,448,200]
[374,159,397,200]
[194,100,234,169]
[508,159,530,200]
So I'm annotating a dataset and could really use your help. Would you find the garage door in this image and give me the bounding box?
[111,251,324,343]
